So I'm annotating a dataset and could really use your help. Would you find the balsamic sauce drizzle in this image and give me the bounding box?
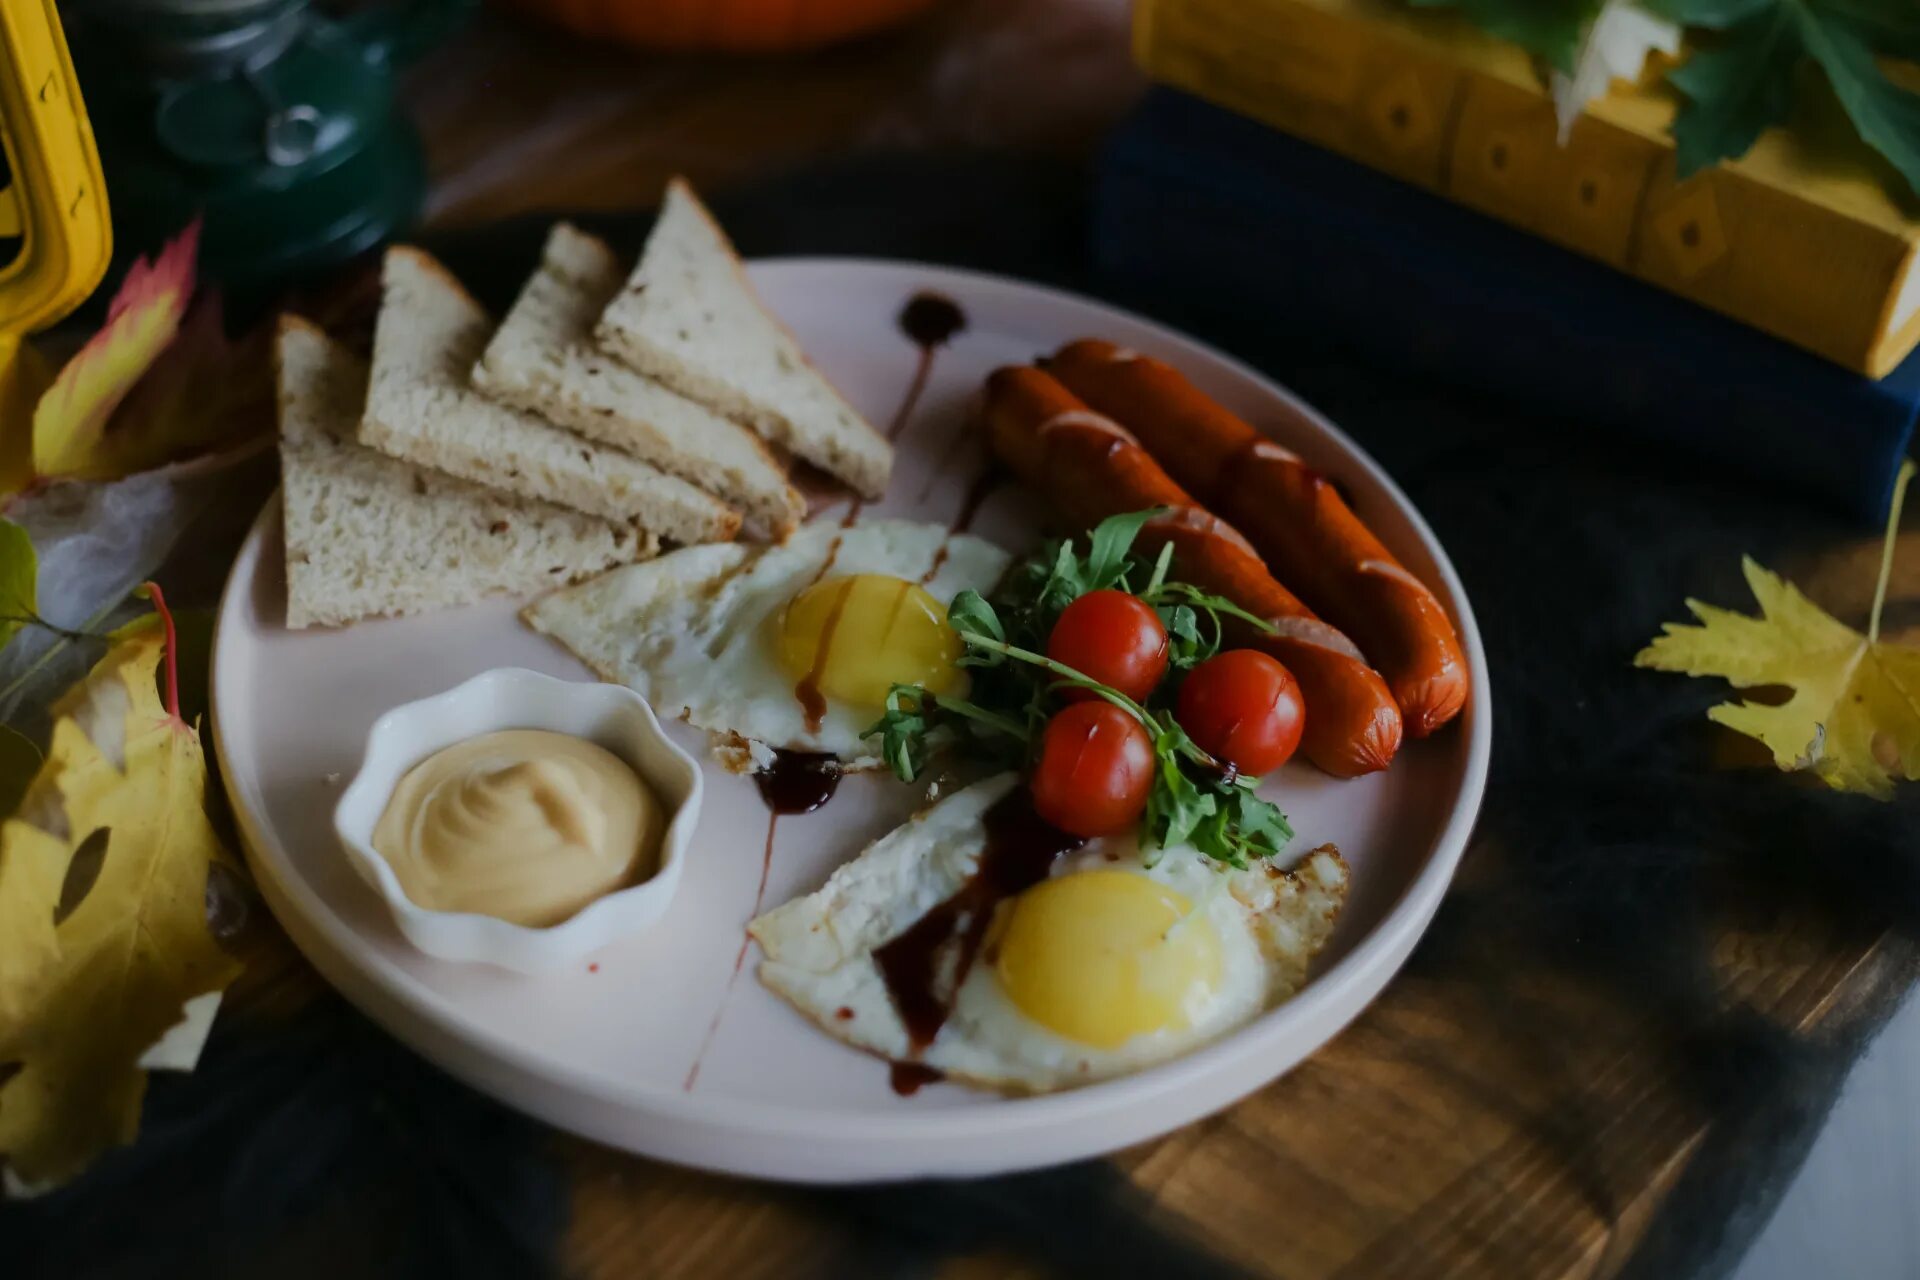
[793,292,970,724]
[792,588,850,734]
[874,790,1084,1092]
[688,292,976,1095]
[684,810,784,1091]
[889,1061,945,1097]
[921,462,1004,584]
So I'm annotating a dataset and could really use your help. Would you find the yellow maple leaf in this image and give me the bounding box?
[0,592,243,1186]
[29,223,198,482]
[1636,461,1920,797]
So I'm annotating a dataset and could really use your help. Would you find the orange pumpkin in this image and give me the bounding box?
[503,0,944,52]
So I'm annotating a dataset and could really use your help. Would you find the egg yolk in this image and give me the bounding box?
[776,574,966,710]
[991,870,1224,1049]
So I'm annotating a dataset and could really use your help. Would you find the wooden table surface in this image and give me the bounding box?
[212,4,1920,1277]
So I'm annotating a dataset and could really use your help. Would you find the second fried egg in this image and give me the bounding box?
[749,773,1350,1093]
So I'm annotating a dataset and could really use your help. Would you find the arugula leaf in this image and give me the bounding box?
[1083,508,1164,590]
[1405,0,1603,70]
[1161,604,1206,670]
[866,681,1036,783]
[1144,541,1174,596]
[1225,786,1295,860]
[947,589,1005,650]
[870,513,1299,867]
[868,686,933,782]
[1041,540,1082,606]
[1144,729,1218,858]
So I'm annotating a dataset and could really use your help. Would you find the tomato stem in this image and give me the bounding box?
[957,632,1153,720]
[954,629,1230,774]
[924,693,1030,742]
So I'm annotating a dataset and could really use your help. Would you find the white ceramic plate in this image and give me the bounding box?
[212,259,1491,1183]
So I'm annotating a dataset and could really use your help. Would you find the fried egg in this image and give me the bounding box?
[526,519,1009,765]
[749,773,1349,1093]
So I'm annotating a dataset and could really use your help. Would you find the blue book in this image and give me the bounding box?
[1092,89,1919,523]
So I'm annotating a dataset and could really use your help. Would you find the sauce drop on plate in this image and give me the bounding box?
[754,750,843,815]
[898,292,966,349]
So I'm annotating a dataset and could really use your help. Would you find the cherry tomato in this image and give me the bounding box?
[1175,649,1305,776]
[1046,590,1169,704]
[1029,701,1156,837]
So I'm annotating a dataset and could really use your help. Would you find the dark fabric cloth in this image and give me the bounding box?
[8,154,1917,1280]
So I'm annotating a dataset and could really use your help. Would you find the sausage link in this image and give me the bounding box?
[1047,340,1469,738]
[984,366,1401,776]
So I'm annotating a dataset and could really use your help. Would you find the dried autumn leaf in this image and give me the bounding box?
[0,599,242,1186]
[30,223,199,482]
[92,292,275,479]
[0,338,53,498]
[0,518,35,651]
[1636,461,1920,797]
[0,725,40,819]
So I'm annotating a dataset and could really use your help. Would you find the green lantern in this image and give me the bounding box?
[65,0,472,305]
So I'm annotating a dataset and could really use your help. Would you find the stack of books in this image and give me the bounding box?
[1098,0,1920,520]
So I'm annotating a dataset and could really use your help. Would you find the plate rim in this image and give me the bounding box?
[212,256,1492,1172]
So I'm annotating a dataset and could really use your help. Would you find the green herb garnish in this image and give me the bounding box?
[865,511,1292,867]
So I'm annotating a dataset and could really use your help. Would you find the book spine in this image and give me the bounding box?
[1134,0,1915,378]
[1092,91,1918,523]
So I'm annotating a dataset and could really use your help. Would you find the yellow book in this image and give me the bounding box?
[1134,0,1920,378]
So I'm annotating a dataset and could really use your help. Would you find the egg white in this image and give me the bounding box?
[525,519,1009,764]
[749,773,1350,1093]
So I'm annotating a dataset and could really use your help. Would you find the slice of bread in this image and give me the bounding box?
[361,246,741,545]
[474,224,804,541]
[277,315,647,629]
[594,179,893,499]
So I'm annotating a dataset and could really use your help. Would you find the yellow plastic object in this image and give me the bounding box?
[1137,0,1920,378]
[0,0,110,338]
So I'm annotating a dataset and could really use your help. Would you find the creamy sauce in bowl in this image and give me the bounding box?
[372,729,661,927]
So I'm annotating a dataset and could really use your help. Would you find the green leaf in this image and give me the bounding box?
[1145,753,1218,858]
[1404,0,1602,70]
[0,520,38,652]
[1652,0,1776,25]
[1227,788,1295,856]
[1082,509,1163,591]
[1162,604,1207,670]
[1663,1,1920,199]
[1822,0,1920,59]
[1798,6,1920,198]
[1668,8,1801,177]
[1144,541,1174,596]
[947,590,1005,644]
[866,685,932,782]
